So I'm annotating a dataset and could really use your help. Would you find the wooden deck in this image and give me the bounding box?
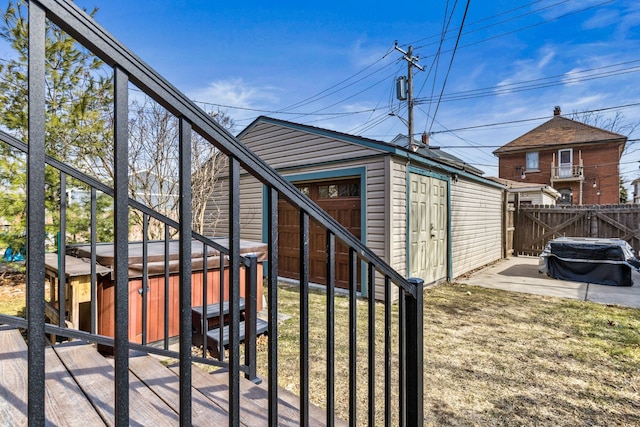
[0,326,345,426]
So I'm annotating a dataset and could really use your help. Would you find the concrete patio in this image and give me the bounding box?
[458,256,640,309]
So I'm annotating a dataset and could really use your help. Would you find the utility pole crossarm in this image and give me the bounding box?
[394,42,425,71]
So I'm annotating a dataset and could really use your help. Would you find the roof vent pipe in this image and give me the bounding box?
[421,132,429,146]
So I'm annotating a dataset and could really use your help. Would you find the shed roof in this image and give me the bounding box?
[488,177,560,197]
[493,114,626,156]
[239,116,485,176]
[390,134,484,175]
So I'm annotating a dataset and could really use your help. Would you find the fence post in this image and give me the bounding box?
[589,208,598,237]
[513,193,520,256]
[502,188,508,259]
[244,254,260,383]
[406,278,424,426]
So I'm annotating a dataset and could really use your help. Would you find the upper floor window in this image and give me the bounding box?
[526,151,539,171]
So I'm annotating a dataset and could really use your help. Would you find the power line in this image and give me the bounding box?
[428,0,470,133]
[429,102,640,135]
[416,0,615,62]
[278,45,399,113]
[420,0,458,123]
[190,97,378,117]
[408,0,561,47]
[414,0,573,52]
[416,62,640,104]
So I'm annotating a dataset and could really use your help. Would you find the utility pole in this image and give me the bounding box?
[395,42,424,149]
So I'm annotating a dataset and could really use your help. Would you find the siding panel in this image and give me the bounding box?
[450,177,503,277]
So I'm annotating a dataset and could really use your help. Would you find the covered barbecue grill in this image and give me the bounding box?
[539,237,640,287]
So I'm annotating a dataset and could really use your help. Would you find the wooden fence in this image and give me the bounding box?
[513,204,640,256]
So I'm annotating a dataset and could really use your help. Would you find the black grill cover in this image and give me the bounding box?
[539,237,639,287]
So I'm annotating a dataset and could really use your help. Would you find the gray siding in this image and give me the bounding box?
[390,159,407,277]
[202,165,263,241]
[203,118,505,301]
[209,120,394,300]
[240,122,383,169]
[450,177,503,277]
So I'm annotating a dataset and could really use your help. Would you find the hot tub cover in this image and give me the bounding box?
[539,237,640,286]
[67,238,268,278]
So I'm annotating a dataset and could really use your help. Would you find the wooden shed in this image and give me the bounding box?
[204,117,504,300]
[489,177,560,206]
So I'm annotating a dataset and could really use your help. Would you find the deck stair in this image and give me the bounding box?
[191,298,268,359]
[5,0,425,423]
[0,325,341,426]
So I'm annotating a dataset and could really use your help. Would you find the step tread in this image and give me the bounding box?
[206,318,268,349]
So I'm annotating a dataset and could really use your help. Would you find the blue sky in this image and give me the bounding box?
[66,1,640,188]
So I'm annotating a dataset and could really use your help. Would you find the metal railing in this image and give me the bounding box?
[551,159,584,181]
[3,0,425,425]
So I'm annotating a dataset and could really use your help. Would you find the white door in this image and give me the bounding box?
[558,149,573,178]
[409,173,447,284]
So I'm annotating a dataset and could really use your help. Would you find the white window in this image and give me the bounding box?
[526,151,539,171]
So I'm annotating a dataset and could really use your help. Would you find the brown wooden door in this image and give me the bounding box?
[278,179,361,290]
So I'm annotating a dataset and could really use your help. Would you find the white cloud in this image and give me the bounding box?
[494,46,556,96]
[539,0,610,20]
[187,78,281,122]
[582,10,619,30]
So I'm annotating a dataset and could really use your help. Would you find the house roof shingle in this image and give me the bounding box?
[493,114,627,156]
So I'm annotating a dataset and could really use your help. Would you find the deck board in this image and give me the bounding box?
[128,352,235,426]
[44,346,106,426]
[0,327,108,426]
[0,326,28,426]
[177,364,340,426]
[0,326,340,425]
[177,364,275,426]
[53,341,180,426]
[230,370,349,427]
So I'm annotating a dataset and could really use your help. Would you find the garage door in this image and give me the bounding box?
[278,178,361,290]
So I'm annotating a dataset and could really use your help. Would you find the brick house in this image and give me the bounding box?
[632,177,640,204]
[493,106,627,205]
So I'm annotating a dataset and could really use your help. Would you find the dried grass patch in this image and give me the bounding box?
[257,282,640,426]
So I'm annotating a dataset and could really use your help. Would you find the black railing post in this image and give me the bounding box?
[348,248,357,425]
[244,254,259,383]
[229,157,241,425]
[368,263,376,427]
[113,65,130,425]
[163,227,170,350]
[27,2,46,424]
[90,188,97,334]
[398,291,406,426]
[384,276,392,427]
[202,241,209,359]
[58,172,67,329]
[326,231,335,427]
[141,214,149,345]
[178,117,193,425]
[299,210,310,427]
[405,278,424,426]
[267,187,279,425]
